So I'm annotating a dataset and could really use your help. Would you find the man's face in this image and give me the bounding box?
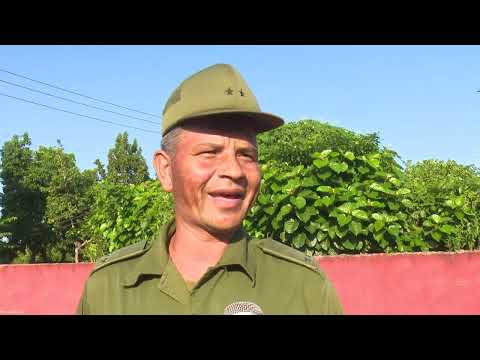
[155,121,261,236]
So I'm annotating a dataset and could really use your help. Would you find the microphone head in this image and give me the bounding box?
[224,301,263,315]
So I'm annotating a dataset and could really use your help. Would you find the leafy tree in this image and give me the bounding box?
[94,158,107,182]
[0,218,16,263]
[244,149,420,255]
[26,142,97,262]
[403,160,480,250]
[83,180,173,261]
[99,132,150,185]
[244,149,480,255]
[257,119,388,166]
[0,135,98,263]
[4,123,478,263]
[0,133,50,262]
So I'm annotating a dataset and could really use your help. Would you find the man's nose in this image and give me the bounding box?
[218,153,245,181]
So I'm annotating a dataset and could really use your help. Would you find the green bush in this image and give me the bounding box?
[403,160,480,251]
[10,247,33,264]
[0,242,14,264]
[243,149,424,255]
[244,151,480,255]
[83,180,174,260]
[257,119,386,166]
[77,142,480,261]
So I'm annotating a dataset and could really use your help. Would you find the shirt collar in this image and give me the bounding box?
[215,227,256,285]
[123,219,256,287]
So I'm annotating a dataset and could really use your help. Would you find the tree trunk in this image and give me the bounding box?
[74,241,81,263]
[41,247,48,263]
[29,248,37,264]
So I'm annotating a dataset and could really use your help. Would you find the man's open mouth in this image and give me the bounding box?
[210,193,243,199]
[208,190,245,200]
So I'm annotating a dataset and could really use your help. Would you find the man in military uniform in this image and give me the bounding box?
[76,64,343,315]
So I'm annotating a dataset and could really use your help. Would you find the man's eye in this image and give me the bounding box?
[240,153,257,161]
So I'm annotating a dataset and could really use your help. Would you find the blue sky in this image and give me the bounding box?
[1,45,479,178]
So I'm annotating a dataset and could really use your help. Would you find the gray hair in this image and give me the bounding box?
[161,125,184,157]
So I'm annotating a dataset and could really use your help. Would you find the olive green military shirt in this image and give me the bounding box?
[76,220,343,315]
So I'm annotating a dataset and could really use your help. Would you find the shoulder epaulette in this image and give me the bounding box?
[92,239,150,274]
[256,238,325,278]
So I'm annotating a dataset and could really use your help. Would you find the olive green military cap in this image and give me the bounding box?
[162,64,284,135]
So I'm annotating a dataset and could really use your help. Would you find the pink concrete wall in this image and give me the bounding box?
[1,251,480,314]
[0,263,93,315]
[316,251,480,314]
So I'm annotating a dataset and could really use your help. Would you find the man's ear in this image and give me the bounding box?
[153,150,173,192]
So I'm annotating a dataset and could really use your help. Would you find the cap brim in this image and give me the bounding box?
[170,110,284,134]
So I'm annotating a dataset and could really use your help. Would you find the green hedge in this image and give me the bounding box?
[81,151,480,261]
[243,149,479,255]
[257,119,384,166]
[403,160,480,251]
[5,121,478,263]
[83,181,173,261]
[77,120,480,260]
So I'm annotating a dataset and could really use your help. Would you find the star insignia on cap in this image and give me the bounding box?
[225,87,234,96]
[239,89,245,97]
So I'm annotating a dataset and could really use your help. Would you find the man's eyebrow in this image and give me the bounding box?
[193,142,223,148]
[238,145,258,152]
[193,142,257,151]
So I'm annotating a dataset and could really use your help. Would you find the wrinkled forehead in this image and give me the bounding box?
[179,117,258,146]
